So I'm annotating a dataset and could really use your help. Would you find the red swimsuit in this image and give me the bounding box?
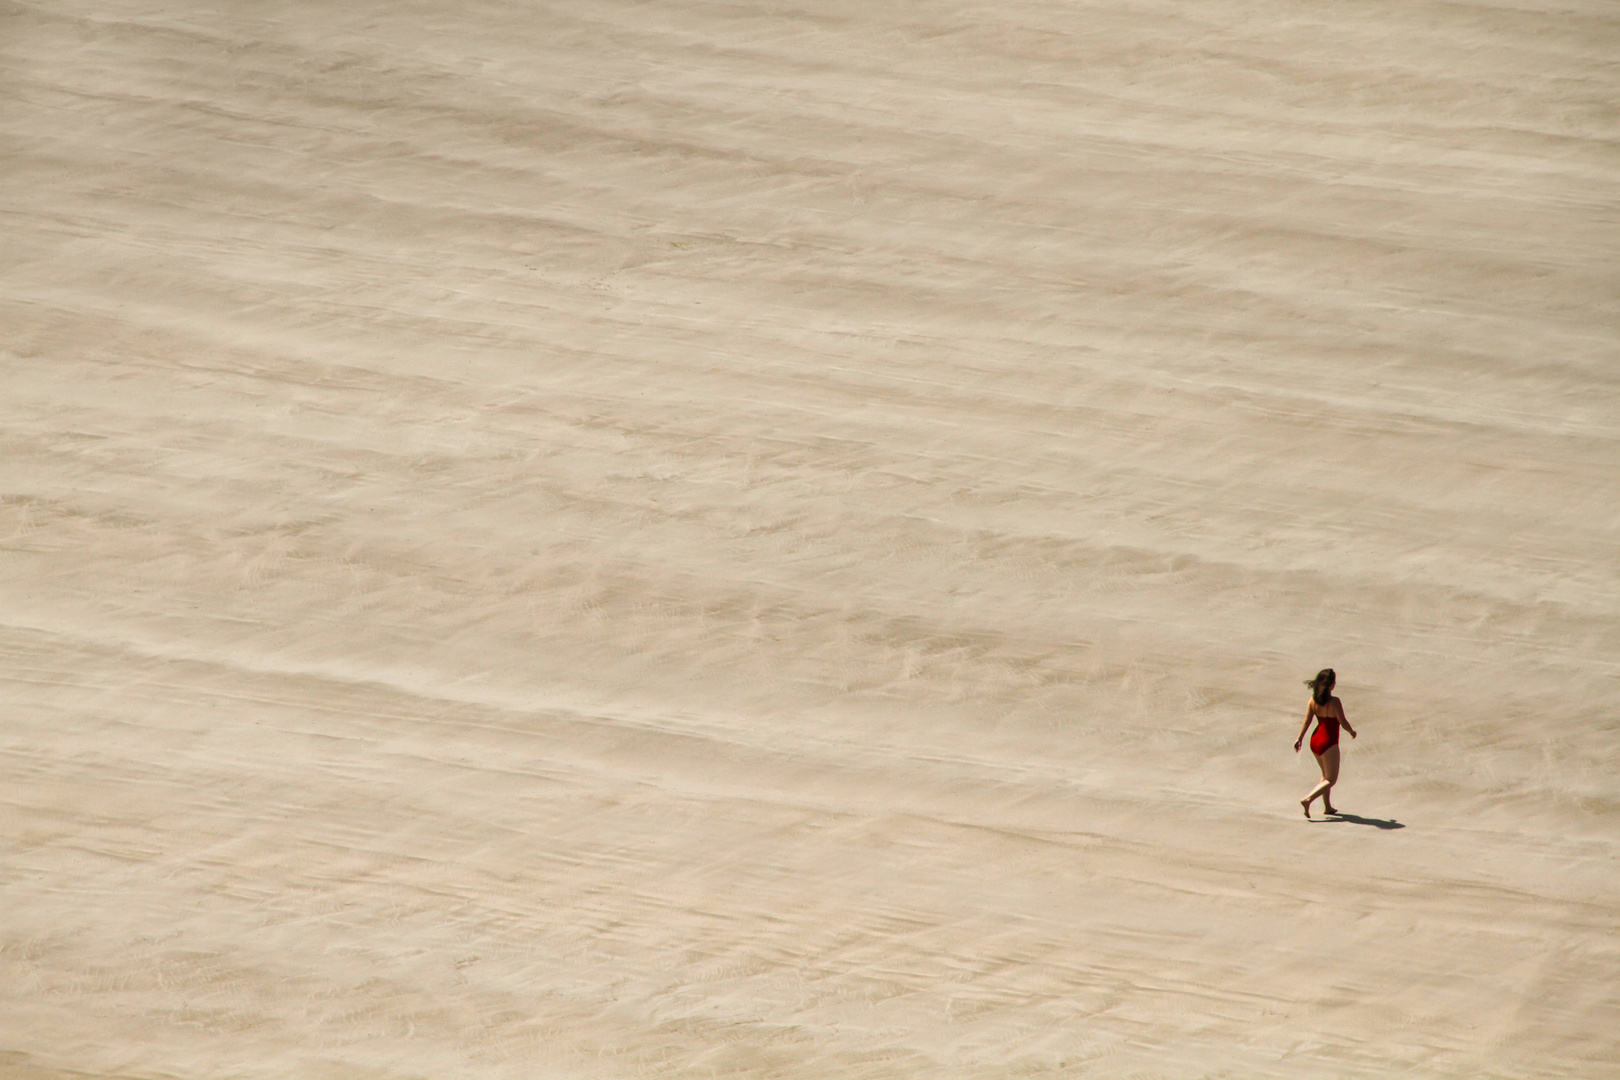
[1309,709,1340,756]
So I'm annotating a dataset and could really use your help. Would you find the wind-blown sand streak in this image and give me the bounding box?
[2,0,1617,1076]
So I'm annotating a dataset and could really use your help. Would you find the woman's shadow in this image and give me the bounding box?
[1318,811,1404,829]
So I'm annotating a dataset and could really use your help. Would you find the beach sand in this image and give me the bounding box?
[2,1,1617,1076]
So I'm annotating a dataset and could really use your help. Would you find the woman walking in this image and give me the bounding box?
[1295,668,1356,818]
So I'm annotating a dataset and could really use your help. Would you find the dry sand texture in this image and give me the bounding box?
[3,0,1619,1076]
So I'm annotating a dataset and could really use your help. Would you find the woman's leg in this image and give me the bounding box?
[1302,746,1341,816]
[1319,746,1341,813]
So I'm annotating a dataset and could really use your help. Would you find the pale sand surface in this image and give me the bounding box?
[3,1,1618,1077]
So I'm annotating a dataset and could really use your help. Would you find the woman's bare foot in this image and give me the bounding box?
[1301,798,1312,819]
[1323,803,1337,816]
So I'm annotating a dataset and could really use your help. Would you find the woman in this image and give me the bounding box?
[1295,668,1357,818]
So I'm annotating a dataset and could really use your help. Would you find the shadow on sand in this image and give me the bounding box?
[1317,812,1404,830]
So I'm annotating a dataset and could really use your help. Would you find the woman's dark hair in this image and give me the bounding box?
[1305,668,1336,705]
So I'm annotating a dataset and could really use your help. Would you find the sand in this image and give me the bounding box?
[2,0,1617,1076]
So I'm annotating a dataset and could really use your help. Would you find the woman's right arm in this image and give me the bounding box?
[1337,699,1357,739]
